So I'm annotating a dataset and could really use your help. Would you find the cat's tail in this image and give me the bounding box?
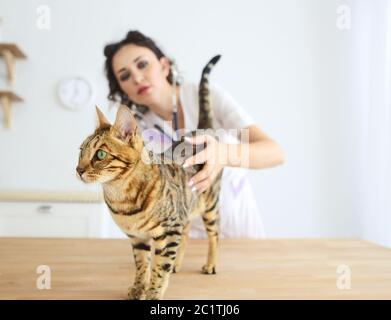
[197,55,221,130]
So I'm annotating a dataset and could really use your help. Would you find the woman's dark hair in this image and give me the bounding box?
[104,30,174,115]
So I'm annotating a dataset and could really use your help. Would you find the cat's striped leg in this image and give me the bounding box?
[201,204,219,274]
[128,237,151,300]
[173,221,190,273]
[147,230,182,300]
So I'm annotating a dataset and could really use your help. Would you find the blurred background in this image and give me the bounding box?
[0,0,389,247]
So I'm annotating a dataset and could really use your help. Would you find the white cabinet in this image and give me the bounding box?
[0,201,108,238]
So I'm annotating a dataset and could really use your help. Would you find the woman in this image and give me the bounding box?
[103,30,284,238]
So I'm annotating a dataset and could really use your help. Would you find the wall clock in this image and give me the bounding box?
[57,76,94,111]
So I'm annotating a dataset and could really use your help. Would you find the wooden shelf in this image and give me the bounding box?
[0,43,27,85]
[0,43,27,58]
[0,90,23,128]
[0,90,23,101]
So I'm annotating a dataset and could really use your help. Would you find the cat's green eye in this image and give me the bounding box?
[96,149,107,160]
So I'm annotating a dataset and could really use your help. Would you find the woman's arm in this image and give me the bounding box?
[227,124,285,169]
[183,125,285,192]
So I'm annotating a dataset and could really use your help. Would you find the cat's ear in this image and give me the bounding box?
[95,105,111,129]
[111,104,138,143]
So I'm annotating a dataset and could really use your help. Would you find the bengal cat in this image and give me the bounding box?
[76,55,222,300]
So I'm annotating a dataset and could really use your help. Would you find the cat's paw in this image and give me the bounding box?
[201,264,216,275]
[145,287,162,300]
[127,286,146,300]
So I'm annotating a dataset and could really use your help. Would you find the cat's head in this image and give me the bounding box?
[76,105,145,184]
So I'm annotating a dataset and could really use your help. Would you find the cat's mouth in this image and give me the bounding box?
[78,171,116,184]
[76,171,97,184]
[81,174,98,183]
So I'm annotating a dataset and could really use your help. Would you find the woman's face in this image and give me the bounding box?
[112,44,171,106]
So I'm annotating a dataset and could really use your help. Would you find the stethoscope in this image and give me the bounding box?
[133,64,203,165]
[132,64,182,144]
[171,63,179,140]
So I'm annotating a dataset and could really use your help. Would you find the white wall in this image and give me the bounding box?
[347,0,391,248]
[0,0,355,238]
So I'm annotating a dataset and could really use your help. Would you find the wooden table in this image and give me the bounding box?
[0,238,390,300]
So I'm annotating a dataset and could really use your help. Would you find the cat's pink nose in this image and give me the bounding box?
[76,166,85,177]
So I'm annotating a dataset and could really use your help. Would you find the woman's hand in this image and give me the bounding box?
[182,134,225,193]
